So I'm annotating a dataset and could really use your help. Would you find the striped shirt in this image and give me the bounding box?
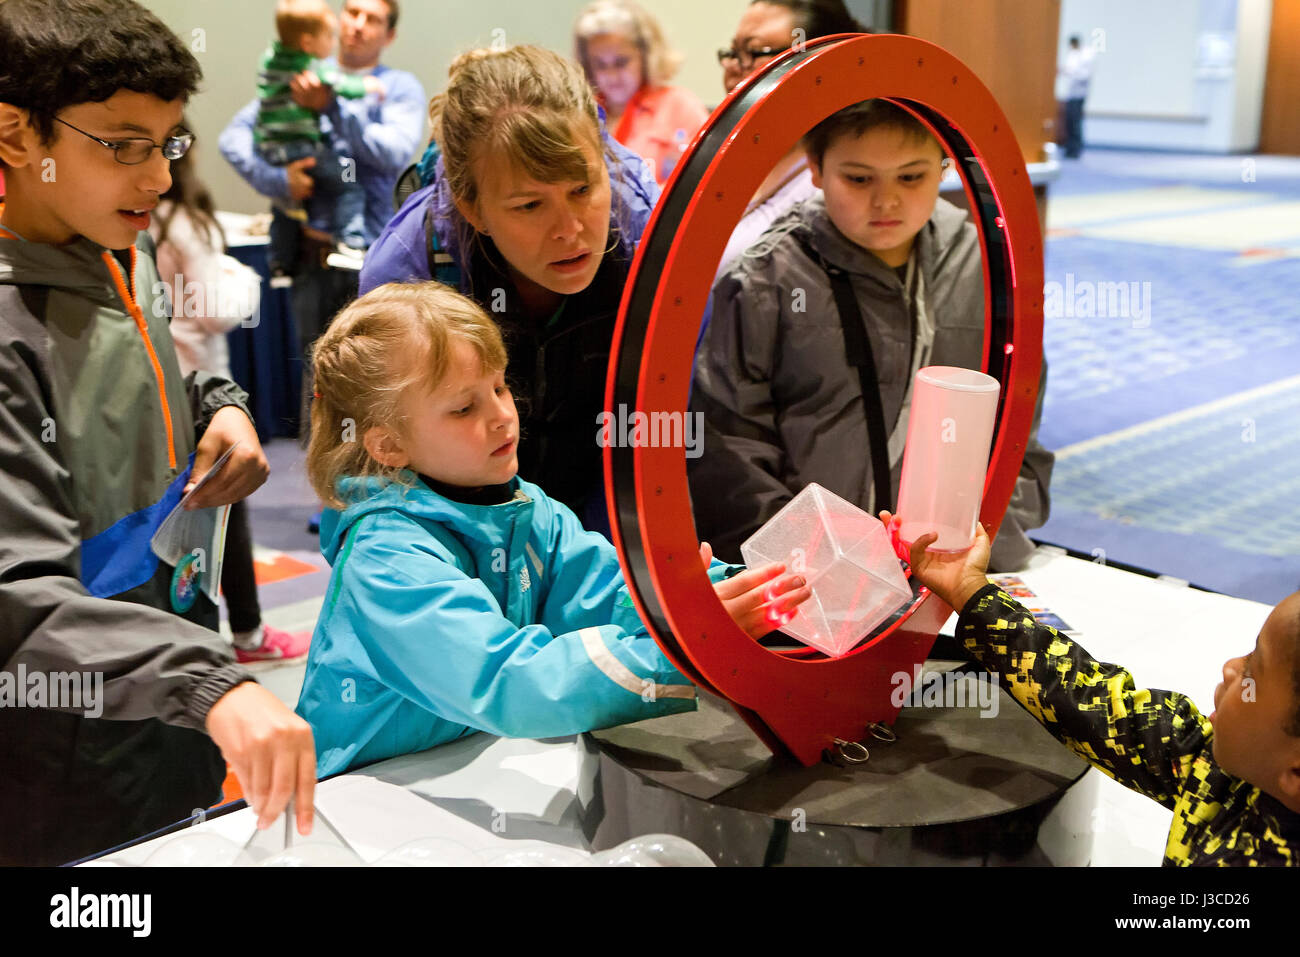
[253,41,367,145]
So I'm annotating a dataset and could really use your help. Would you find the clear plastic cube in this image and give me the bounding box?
[740,483,911,657]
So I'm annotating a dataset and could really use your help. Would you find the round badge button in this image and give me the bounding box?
[170,551,202,614]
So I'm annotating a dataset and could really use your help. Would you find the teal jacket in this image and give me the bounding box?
[298,474,708,777]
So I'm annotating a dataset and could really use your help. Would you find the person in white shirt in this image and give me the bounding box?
[1058,34,1095,158]
[150,147,312,663]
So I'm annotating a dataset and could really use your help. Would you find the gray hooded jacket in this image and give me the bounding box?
[0,228,254,864]
[690,194,1053,570]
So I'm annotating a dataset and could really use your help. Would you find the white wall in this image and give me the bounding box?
[1231,0,1273,148]
[1059,0,1274,152]
[142,0,749,215]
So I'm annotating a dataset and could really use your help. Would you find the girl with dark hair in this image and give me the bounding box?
[150,147,310,663]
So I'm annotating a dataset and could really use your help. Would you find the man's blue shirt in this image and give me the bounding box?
[220,61,426,246]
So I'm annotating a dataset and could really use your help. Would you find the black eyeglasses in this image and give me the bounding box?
[717,45,781,70]
[54,116,194,165]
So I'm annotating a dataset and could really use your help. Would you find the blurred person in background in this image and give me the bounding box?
[714,0,867,279]
[150,147,312,662]
[574,0,709,186]
[222,0,423,339]
[220,0,425,533]
[1058,34,1095,159]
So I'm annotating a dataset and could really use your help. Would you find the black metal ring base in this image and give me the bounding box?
[583,686,1096,866]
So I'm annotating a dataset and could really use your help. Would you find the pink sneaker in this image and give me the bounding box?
[235,625,311,663]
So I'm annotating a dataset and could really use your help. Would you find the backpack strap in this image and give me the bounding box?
[392,162,422,213]
[795,235,893,513]
[422,201,460,287]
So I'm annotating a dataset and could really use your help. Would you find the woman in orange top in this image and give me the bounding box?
[574,0,709,186]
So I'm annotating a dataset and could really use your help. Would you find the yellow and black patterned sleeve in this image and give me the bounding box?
[956,584,1212,811]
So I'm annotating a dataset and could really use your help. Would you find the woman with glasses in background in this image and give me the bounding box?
[714,0,867,280]
[574,0,709,187]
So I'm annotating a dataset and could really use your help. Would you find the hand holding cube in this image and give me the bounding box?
[700,542,812,641]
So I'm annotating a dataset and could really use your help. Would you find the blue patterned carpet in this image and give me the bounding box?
[1034,151,1300,603]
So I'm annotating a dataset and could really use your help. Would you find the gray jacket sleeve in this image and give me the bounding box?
[0,336,252,731]
[187,370,253,439]
[989,359,1055,572]
[688,271,798,561]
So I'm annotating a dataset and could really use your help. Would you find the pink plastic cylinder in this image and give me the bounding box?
[895,366,1001,554]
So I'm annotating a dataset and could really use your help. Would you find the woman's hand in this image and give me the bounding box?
[701,542,813,641]
[879,511,991,613]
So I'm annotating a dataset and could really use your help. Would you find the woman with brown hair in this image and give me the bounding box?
[360,45,660,534]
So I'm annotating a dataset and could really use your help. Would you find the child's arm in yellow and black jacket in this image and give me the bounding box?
[955,583,1209,809]
[955,583,1300,865]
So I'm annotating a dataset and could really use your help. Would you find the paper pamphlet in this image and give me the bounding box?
[150,442,240,605]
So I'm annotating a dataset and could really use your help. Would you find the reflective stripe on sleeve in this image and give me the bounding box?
[577,627,695,700]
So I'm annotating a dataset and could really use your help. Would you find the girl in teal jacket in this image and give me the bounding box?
[297,281,810,776]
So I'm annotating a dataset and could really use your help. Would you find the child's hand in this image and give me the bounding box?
[701,542,812,641]
[363,75,386,100]
[290,69,333,112]
[879,510,991,613]
[185,406,270,509]
[205,682,316,834]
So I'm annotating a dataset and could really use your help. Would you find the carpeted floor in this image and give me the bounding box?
[1035,149,1300,603]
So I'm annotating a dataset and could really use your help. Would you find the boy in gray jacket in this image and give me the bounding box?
[0,0,315,865]
[691,99,1052,570]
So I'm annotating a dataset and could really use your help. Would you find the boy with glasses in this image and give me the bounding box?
[0,0,316,865]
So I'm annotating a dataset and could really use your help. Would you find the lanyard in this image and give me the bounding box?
[886,252,933,470]
[797,235,893,514]
[798,239,932,513]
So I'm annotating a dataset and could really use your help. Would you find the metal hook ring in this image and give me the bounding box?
[866,722,897,743]
[831,737,870,763]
